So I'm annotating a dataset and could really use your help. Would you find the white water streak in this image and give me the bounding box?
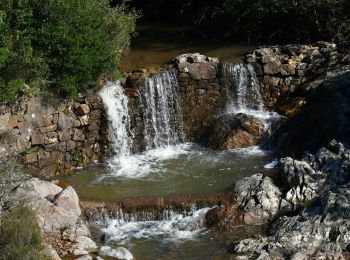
[99,81,133,158]
[103,206,212,244]
[140,70,185,149]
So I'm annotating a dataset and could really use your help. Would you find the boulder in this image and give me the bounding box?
[11,178,81,234]
[204,113,265,150]
[99,246,134,260]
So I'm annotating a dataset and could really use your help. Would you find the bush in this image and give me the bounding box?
[0,0,138,103]
[0,207,46,260]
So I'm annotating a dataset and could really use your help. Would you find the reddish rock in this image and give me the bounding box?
[121,197,164,212]
[206,114,264,150]
[124,88,139,98]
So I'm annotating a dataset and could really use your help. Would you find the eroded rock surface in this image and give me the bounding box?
[230,141,350,258]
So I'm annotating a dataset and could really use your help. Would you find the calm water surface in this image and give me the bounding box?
[119,24,261,70]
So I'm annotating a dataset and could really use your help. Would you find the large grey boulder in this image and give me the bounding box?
[11,178,81,234]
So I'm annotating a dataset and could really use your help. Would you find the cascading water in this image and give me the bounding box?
[139,69,185,149]
[222,62,281,146]
[102,205,211,244]
[99,71,189,178]
[223,62,264,114]
[99,81,133,158]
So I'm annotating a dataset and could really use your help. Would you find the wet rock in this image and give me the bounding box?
[186,62,217,80]
[99,246,134,260]
[204,114,265,150]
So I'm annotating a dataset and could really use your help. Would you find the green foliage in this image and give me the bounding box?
[0,207,46,260]
[0,0,137,103]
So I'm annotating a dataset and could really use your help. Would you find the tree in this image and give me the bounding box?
[0,0,138,103]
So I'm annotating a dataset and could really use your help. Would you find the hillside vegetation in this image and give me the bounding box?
[0,0,137,103]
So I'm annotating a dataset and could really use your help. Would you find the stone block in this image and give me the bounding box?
[73,129,85,141]
[263,60,281,74]
[31,131,45,146]
[280,64,296,76]
[74,104,90,116]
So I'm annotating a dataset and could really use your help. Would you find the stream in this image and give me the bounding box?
[61,25,278,259]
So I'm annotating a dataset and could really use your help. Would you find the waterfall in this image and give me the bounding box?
[99,71,187,178]
[139,69,185,149]
[99,81,133,158]
[223,62,264,114]
[102,205,211,243]
[222,62,281,147]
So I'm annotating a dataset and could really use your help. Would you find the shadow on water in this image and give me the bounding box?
[119,24,264,70]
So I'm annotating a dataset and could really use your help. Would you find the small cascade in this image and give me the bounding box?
[223,62,264,113]
[222,62,281,147]
[99,72,188,178]
[99,81,133,158]
[139,69,185,149]
[102,205,211,243]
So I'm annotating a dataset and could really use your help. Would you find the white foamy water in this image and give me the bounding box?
[99,82,133,158]
[223,62,282,146]
[223,62,263,113]
[140,69,185,149]
[105,143,192,178]
[99,70,189,178]
[264,159,279,169]
[230,146,272,156]
[103,206,212,244]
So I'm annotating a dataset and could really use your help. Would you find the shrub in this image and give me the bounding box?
[0,0,138,103]
[0,207,46,260]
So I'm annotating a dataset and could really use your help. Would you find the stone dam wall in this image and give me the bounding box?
[0,42,348,175]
